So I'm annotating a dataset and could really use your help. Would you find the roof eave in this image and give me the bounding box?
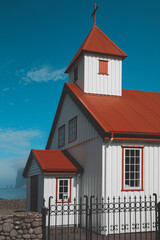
[65,49,127,74]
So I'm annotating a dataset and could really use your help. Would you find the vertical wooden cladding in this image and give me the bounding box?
[68,136,102,199]
[49,94,98,150]
[84,53,122,96]
[103,142,160,200]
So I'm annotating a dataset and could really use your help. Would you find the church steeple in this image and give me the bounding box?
[65,11,127,96]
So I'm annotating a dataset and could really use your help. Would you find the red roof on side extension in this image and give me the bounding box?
[66,83,160,136]
[23,149,83,177]
[65,25,127,73]
[46,83,160,148]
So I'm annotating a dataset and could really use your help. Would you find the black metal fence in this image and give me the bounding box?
[42,194,160,240]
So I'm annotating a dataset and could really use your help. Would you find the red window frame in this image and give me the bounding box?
[122,146,144,192]
[56,178,72,203]
[99,60,109,75]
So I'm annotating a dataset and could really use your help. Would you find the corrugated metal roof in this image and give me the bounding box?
[65,25,127,73]
[66,83,160,135]
[23,149,83,177]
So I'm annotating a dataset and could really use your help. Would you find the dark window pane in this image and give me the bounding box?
[125,173,129,179]
[125,180,129,185]
[59,194,63,200]
[136,173,140,179]
[131,157,134,164]
[125,165,129,171]
[60,180,63,185]
[136,158,140,164]
[125,157,129,164]
[131,150,134,156]
[125,150,129,156]
[136,165,140,171]
[131,173,134,179]
[64,187,68,192]
[59,187,63,192]
[131,165,134,171]
[64,180,68,186]
[135,180,140,187]
[131,180,134,186]
[136,150,140,156]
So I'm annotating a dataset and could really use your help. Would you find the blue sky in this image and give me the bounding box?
[0,0,160,187]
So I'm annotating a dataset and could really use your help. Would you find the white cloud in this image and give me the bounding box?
[21,66,67,83]
[0,128,42,155]
[2,88,10,92]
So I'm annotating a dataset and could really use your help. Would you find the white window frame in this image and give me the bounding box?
[57,178,71,202]
[123,147,143,191]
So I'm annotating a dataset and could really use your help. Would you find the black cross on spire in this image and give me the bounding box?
[91,3,99,25]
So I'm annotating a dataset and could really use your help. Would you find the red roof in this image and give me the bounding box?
[23,149,83,177]
[65,25,127,73]
[46,83,160,149]
[66,83,160,136]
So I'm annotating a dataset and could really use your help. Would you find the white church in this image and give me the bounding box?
[23,7,160,225]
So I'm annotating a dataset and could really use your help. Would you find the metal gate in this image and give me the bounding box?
[42,194,160,240]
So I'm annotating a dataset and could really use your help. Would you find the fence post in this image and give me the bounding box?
[42,198,47,240]
[84,195,89,240]
[48,196,53,240]
[158,202,160,240]
[153,193,158,240]
[89,196,94,240]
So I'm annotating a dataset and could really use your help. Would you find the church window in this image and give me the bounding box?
[68,117,77,143]
[58,125,65,148]
[99,60,108,75]
[57,178,71,202]
[74,66,78,82]
[122,147,143,191]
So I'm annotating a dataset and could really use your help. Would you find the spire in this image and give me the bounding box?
[65,25,127,73]
[91,3,99,25]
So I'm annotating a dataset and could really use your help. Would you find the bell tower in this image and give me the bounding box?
[65,4,127,96]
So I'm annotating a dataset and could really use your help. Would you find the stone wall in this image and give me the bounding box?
[0,212,42,239]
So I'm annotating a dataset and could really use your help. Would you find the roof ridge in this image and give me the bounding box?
[94,25,127,56]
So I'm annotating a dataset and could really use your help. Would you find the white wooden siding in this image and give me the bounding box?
[69,55,84,91]
[27,158,42,177]
[68,136,103,199]
[84,53,122,96]
[102,141,160,200]
[44,175,78,226]
[49,94,98,150]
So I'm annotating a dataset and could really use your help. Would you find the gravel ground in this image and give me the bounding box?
[0,199,26,213]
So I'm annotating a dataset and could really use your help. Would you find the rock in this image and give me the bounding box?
[3,222,14,232]
[29,228,33,234]
[0,236,5,240]
[23,234,30,239]
[33,227,42,234]
[4,218,13,223]
[10,229,18,237]
[23,229,28,234]
[31,221,42,227]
